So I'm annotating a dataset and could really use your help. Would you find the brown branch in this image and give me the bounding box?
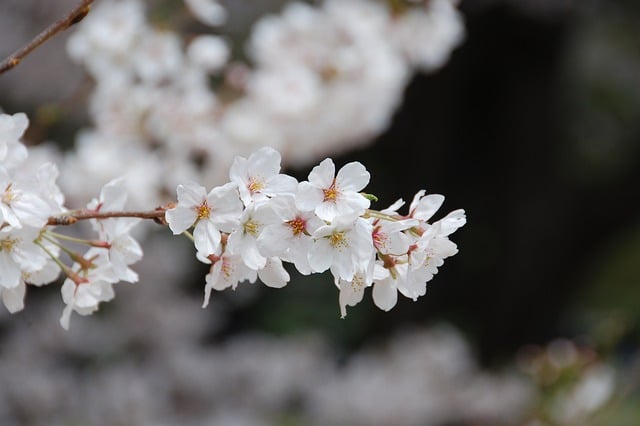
[0,0,94,74]
[47,207,171,226]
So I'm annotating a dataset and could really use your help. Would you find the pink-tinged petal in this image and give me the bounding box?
[166,207,198,234]
[372,279,398,311]
[258,258,290,288]
[2,282,25,313]
[194,220,221,255]
[412,194,445,221]
[336,162,370,191]
[295,182,324,212]
[308,158,335,187]
[176,182,207,207]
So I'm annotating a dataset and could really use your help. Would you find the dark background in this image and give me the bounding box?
[218,0,640,364]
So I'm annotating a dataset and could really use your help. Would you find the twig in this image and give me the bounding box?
[47,207,171,226]
[0,0,94,74]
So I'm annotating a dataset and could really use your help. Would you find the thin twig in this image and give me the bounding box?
[0,0,94,74]
[47,207,170,226]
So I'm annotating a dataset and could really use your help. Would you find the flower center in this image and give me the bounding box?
[2,183,16,204]
[286,217,307,237]
[197,202,211,220]
[0,237,17,252]
[243,219,260,236]
[372,227,386,250]
[328,231,348,250]
[247,176,265,194]
[322,180,339,202]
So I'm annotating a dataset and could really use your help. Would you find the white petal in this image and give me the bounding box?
[176,182,207,207]
[308,240,333,273]
[258,258,289,288]
[2,282,25,313]
[194,220,221,255]
[372,279,398,311]
[166,207,198,234]
[336,162,370,191]
[308,158,335,187]
[412,194,445,221]
[295,182,324,212]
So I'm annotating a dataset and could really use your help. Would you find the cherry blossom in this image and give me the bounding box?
[166,182,243,256]
[296,159,371,222]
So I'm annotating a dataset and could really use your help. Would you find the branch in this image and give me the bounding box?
[0,0,94,75]
[47,207,171,226]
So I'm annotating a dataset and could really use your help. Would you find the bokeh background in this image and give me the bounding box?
[0,0,639,424]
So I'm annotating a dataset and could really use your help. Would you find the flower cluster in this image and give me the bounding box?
[0,112,143,329]
[0,111,464,328]
[166,147,465,317]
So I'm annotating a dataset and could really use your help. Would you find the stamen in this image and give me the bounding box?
[197,202,211,220]
[323,180,339,202]
[286,217,307,236]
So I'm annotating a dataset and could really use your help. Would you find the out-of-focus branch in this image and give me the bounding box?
[0,0,94,74]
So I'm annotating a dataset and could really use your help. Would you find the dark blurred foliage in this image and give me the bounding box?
[222,0,640,364]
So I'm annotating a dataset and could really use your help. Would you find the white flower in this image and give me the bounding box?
[166,182,243,255]
[247,66,321,117]
[187,35,229,73]
[390,0,465,71]
[227,202,278,270]
[257,195,324,275]
[0,112,28,170]
[100,218,143,283]
[229,147,297,207]
[59,249,119,330]
[184,0,227,26]
[296,158,371,222]
[0,227,47,290]
[309,217,374,281]
[372,218,417,256]
[0,170,51,229]
[202,254,256,307]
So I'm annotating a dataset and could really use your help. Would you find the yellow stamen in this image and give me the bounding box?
[328,231,348,250]
[0,237,17,252]
[243,219,260,236]
[247,176,265,194]
[286,217,306,237]
[323,180,338,202]
[197,202,211,220]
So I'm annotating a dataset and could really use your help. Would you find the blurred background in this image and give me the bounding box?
[0,0,639,424]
